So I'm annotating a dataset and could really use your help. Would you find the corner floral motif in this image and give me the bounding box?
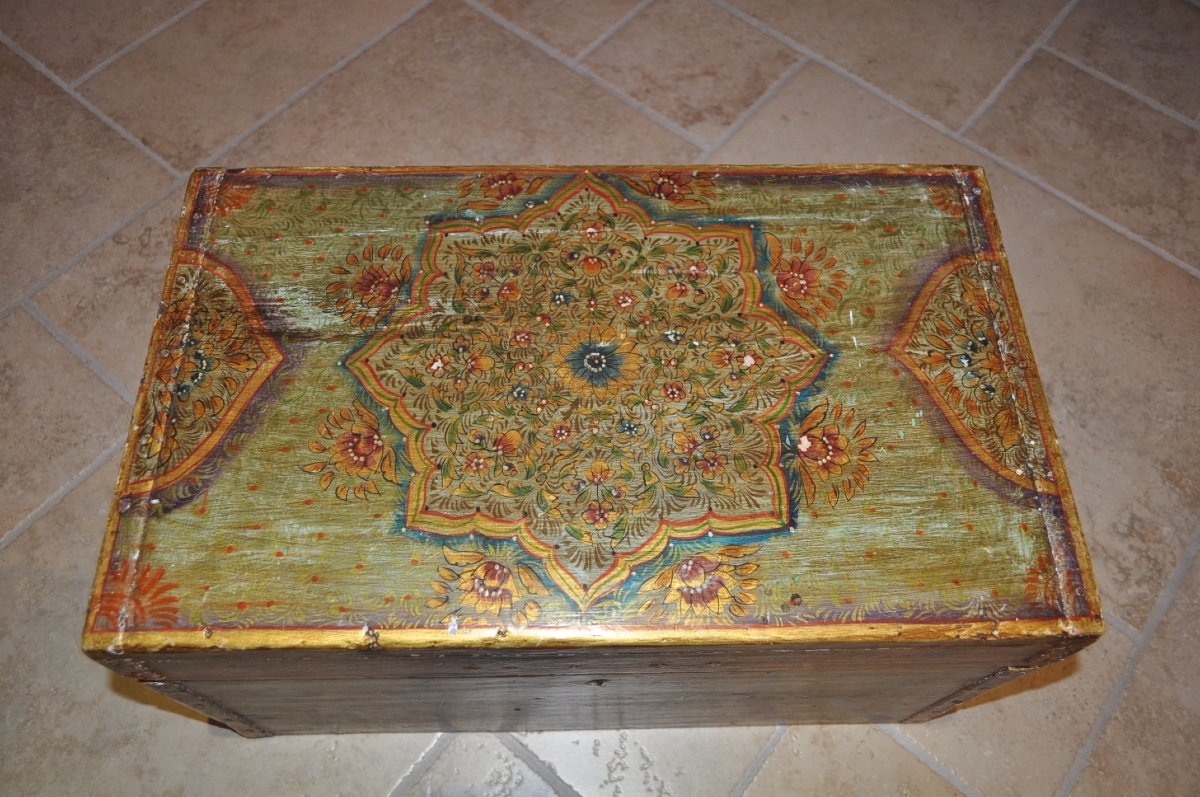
[348,174,828,608]
[637,545,760,621]
[302,402,400,501]
[425,545,549,626]
[623,169,716,208]
[781,400,877,507]
[320,241,412,330]
[892,254,1057,494]
[927,182,965,218]
[766,233,848,326]
[125,250,283,501]
[94,560,181,631]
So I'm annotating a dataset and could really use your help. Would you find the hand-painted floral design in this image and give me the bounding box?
[766,234,848,325]
[349,175,828,607]
[320,241,412,330]
[892,255,1056,493]
[424,545,549,626]
[126,252,283,501]
[927,183,965,218]
[454,171,551,212]
[211,180,258,217]
[624,170,717,208]
[637,545,760,621]
[303,401,400,500]
[1024,553,1056,608]
[782,400,877,507]
[94,560,181,630]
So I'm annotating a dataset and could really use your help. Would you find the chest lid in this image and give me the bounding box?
[83,165,1101,656]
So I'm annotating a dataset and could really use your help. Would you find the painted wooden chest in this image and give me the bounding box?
[83,166,1102,736]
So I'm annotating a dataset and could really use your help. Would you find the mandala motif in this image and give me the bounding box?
[892,254,1057,493]
[126,251,283,500]
[349,175,828,607]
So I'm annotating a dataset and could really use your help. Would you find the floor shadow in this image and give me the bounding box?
[951,651,1082,712]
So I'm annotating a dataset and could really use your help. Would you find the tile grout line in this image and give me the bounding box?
[0,177,187,319]
[1054,523,1200,797]
[708,0,1200,281]
[494,733,586,797]
[957,0,1079,135]
[20,299,136,404]
[702,58,809,161]
[727,725,785,797]
[463,0,710,152]
[0,31,183,180]
[201,0,436,165]
[70,0,210,88]
[385,732,449,796]
[0,437,123,553]
[878,724,985,797]
[1102,607,1142,643]
[574,0,656,63]
[1042,44,1200,131]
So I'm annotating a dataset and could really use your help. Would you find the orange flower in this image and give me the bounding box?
[766,234,847,325]
[582,500,616,530]
[697,451,727,479]
[480,172,526,201]
[95,560,181,630]
[672,431,701,457]
[322,242,412,330]
[583,461,612,485]
[497,281,521,302]
[464,452,490,474]
[580,255,606,277]
[491,430,522,457]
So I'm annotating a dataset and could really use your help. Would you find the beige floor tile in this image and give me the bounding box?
[479,0,643,58]
[1074,550,1200,796]
[982,166,1200,628]
[399,734,557,796]
[729,0,1063,130]
[968,50,1200,268]
[32,195,184,395]
[0,46,174,306]
[0,309,128,538]
[711,63,979,164]
[0,0,195,83]
[583,0,799,144]
[714,64,1200,629]
[745,726,962,797]
[905,630,1134,797]
[0,459,436,796]
[520,726,774,796]
[227,0,696,164]
[1050,0,1200,118]
[78,0,423,169]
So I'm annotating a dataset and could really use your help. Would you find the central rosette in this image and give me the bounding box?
[349,175,827,607]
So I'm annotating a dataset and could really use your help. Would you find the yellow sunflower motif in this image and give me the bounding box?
[554,326,645,403]
[637,545,760,621]
[425,546,549,627]
[302,402,400,501]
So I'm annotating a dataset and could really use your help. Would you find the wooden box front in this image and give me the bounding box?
[83,166,1102,735]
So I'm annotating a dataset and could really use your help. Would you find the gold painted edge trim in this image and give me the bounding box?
[209,164,982,178]
[82,617,1104,654]
[968,166,1103,623]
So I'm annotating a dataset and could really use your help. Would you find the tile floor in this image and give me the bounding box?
[1,0,1197,794]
